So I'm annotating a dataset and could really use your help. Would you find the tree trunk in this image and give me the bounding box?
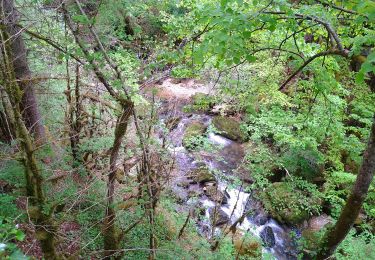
[0,90,15,143]
[317,114,375,259]
[2,0,46,143]
[0,23,58,259]
[103,103,133,259]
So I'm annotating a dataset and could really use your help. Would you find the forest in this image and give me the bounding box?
[0,0,374,259]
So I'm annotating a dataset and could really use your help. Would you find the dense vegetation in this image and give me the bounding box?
[0,0,374,259]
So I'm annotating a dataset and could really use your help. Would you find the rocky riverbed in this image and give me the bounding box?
[150,78,331,259]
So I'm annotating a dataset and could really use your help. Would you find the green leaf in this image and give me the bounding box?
[15,231,25,241]
[355,71,365,83]
[245,55,256,62]
[233,56,241,64]
[72,14,91,25]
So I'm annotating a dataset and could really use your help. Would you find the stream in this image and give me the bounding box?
[163,113,299,259]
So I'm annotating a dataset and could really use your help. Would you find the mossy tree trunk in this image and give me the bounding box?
[65,60,83,166]
[317,115,375,259]
[0,20,59,260]
[2,0,46,143]
[103,102,133,259]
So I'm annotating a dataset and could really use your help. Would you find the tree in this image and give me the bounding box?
[0,16,59,260]
[317,88,375,258]
[2,0,46,143]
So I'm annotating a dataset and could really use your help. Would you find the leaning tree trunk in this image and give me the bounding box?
[2,0,46,143]
[103,103,133,259]
[317,114,375,259]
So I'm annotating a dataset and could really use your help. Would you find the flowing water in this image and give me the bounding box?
[164,114,298,259]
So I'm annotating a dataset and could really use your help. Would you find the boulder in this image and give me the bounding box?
[182,121,207,149]
[233,231,262,258]
[203,184,228,204]
[299,214,333,255]
[209,207,229,226]
[188,166,216,184]
[260,226,276,248]
[260,182,322,225]
[190,92,214,112]
[244,197,269,225]
[212,116,247,142]
[307,214,333,231]
[254,214,269,226]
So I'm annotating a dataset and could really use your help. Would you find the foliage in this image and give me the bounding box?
[0,218,27,259]
[334,230,375,260]
[0,195,22,220]
[261,179,323,225]
[1,0,375,259]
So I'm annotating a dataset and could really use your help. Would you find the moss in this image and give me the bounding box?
[190,93,214,112]
[182,121,207,149]
[301,229,323,252]
[212,116,247,142]
[233,231,262,258]
[260,182,322,225]
[189,166,216,184]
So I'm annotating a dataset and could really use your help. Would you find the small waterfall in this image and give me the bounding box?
[167,115,298,259]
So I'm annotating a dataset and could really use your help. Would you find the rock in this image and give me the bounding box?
[307,214,332,231]
[260,226,276,248]
[187,189,203,198]
[188,166,216,184]
[254,214,269,226]
[260,182,322,225]
[232,231,262,258]
[209,207,229,226]
[182,121,207,149]
[299,215,333,255]
[210,104,235,115]
[176,180,190,189]
[355,212,367,225]
[301,229,322,254]
[165,116,182,130]
[235,165,254,184]
[190,93,214,112]
[211,116,247,142]
[203,185,228,204]
[244,197,269,225]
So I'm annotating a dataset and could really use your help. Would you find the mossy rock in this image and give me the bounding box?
[188,166,216,184]
[212,116,247,142]
[182,121,207,149]
[301,229,321,253]
[233,231,262,258]
[260,182,322,225]
[190,93,214,112]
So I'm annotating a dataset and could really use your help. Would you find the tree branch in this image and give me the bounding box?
[16,24,84,65]
[279,49,348,91]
